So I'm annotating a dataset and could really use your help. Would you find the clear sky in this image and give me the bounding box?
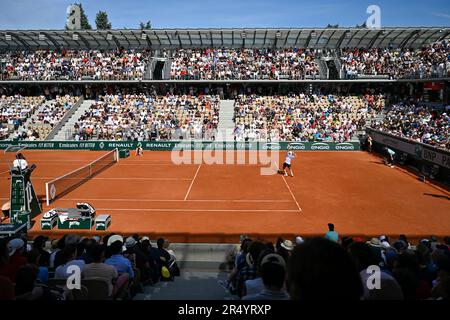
[0,0,449,30]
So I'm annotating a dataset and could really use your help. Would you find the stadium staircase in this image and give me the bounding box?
[146,57,172,80]
[217,100,235,141]
[134,243,237,300]
[51,99,92,141]
[45,97,84,140]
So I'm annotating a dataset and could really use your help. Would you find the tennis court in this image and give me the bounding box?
[1,149,449,243]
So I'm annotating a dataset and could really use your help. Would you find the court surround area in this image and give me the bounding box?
[0,149,448,242]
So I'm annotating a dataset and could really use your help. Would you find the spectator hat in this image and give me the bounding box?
[260,253,286,270]
[280,240,294,251]
[125,237,137,248]
[367,238,382,247]
[7,238,25,256]
[107,234,123,246]
[379,235,388,242]
[295,236,304,245]
[140,236,150,242]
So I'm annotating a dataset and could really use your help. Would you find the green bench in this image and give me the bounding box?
[95,214,111,231]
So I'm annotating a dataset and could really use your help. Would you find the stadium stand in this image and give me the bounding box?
[170,48,319,80]
[72,94,220,141]
[0,27,449,303]
[1,233,449,300]
[340,41,450,79]
[1,49,150,80]
[0,95,45,140]
[12,95,80,141]
[370,101,450,150]
[233,93,383,142]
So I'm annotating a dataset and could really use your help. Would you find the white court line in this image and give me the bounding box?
[115,163,267,167]
[50,198,292,203]
[31,177,192,181]
[275,161,302,213]
[117,163,199,166]
[95,208,299,212]
[34,161,196,166]
[184,164,202,201]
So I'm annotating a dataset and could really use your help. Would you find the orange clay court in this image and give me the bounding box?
[1,150,449,243]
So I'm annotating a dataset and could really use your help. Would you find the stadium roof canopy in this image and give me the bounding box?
[0,27,449,51]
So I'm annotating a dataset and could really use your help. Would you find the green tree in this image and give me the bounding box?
[95,11,112,29]
[78,3,92,30]
[139,20,152,30]
[326,24,339,28]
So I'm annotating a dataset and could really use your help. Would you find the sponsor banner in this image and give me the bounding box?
[367,128,450,169]
[0,140,360,151]
[422,147,450,169]
[368,129,418,157]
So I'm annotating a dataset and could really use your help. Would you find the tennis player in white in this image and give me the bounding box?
[282,151,296,177]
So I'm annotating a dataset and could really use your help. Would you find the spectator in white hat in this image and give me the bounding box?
[105,236,135,279]
[295,237,304,245]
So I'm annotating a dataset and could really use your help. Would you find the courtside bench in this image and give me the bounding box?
[41,214,58,230]
[95,214,111,231]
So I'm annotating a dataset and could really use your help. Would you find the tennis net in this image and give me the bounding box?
[45,148,119,206]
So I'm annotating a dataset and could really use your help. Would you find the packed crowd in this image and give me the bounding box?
[220,224,450,300]
[233,93,383,142]
[73,94,220,141]
[0,95,45,140]
[341,41,450,79]
[170,48,319,80]
[0,234,179,300]
[371,102,450,150]
[1,226,449,300]
[12,95,79,141]
[1,49,149,80]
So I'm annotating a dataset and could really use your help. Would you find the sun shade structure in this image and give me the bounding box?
[0,27,449,51]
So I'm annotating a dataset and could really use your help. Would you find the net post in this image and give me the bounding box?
[45,182,50,207]
[115,148,119,163]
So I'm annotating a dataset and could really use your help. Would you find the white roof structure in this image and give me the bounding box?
[0,27,449,51]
